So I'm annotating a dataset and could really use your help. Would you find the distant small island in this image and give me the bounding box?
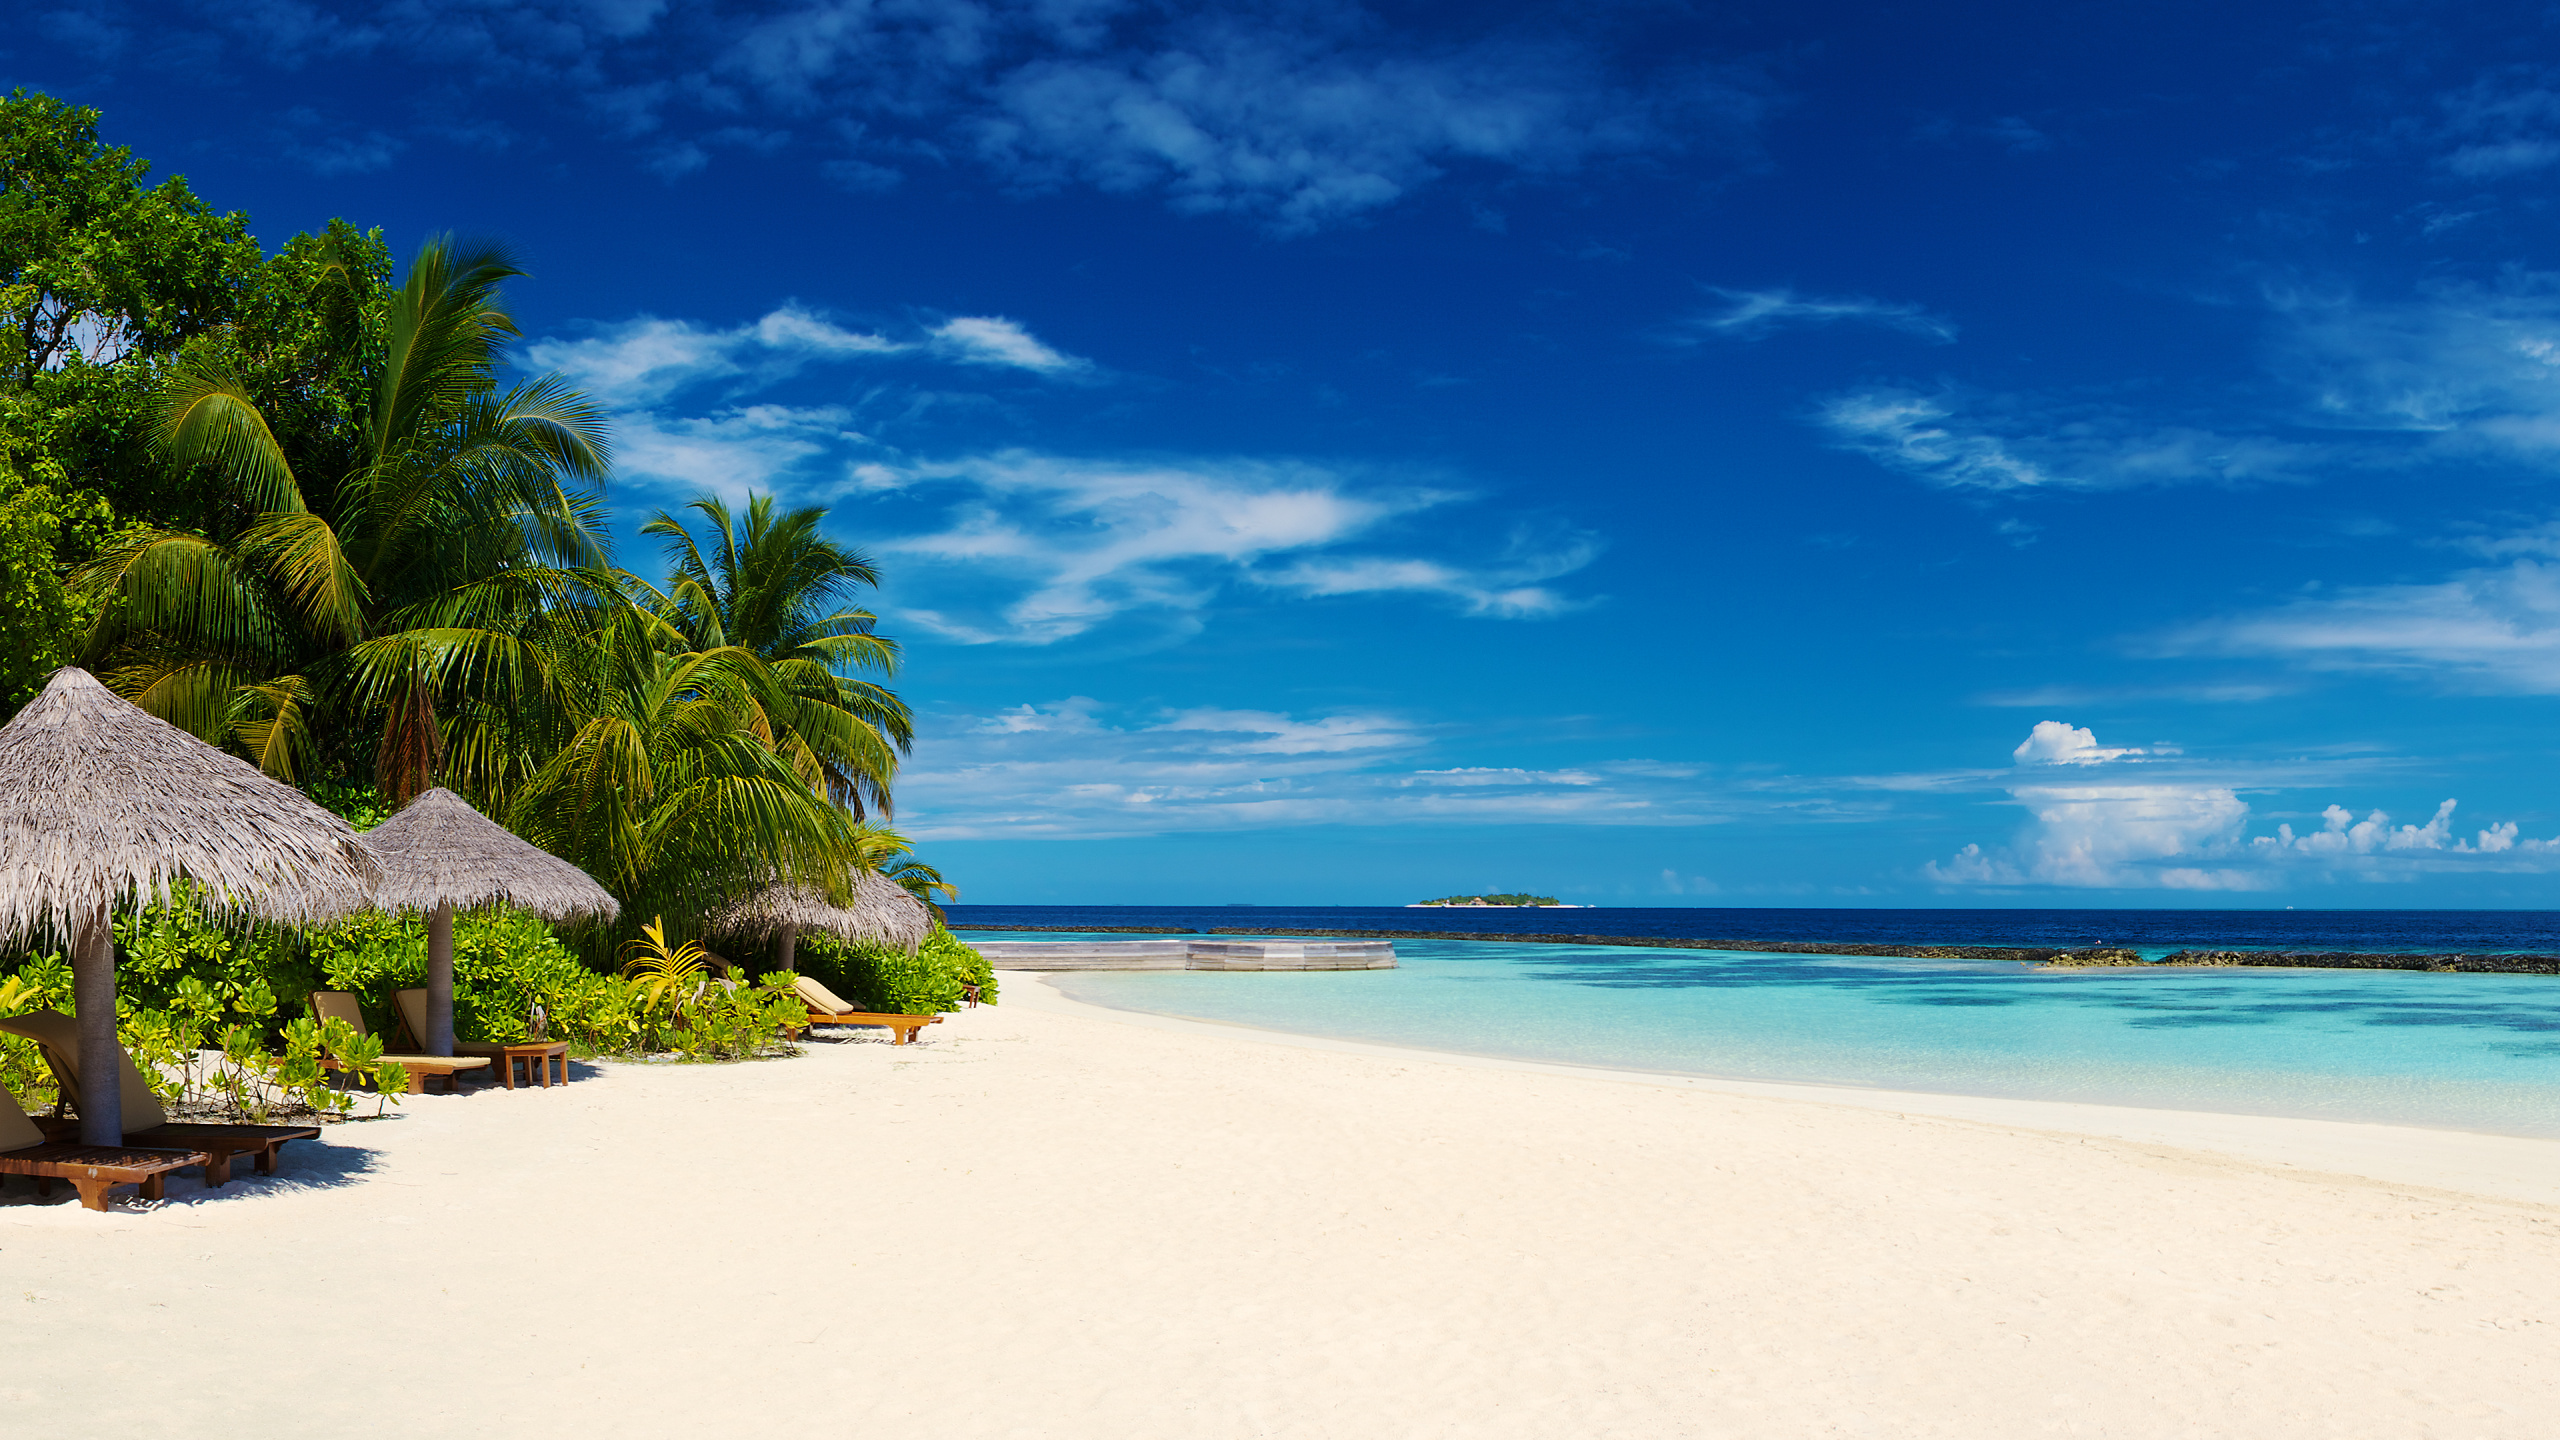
[1409,893,1581,908]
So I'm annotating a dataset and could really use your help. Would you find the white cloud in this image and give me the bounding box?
[1680,287,1956,343]
[2271,275,2560,456]
[928,316,1090,373]
[2168,549,2560,693]
[1928,722,2560,889]
[524,304,1075,406]
[1149,709,1419,755]
[612,403,865,500]
[898,699,1740,840]
[1819,388,2325,493]
[2011,720,2143,765]
[872,451,1599,643]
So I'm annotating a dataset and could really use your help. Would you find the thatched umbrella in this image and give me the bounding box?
[360,787,618,1055]
[709,869,930,971]
[0,667,380,1144]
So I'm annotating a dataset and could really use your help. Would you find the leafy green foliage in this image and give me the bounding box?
[800,926,995,1015]
[0,473,114,713]
[304,904,603,1046]
[1415,893,1563,906]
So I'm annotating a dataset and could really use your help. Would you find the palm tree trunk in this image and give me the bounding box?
[70,902,123,1147]
[426,901,456,1056]
[776,923,797,973]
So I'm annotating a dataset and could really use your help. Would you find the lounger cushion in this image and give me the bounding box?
[0,1085,44,1151]
[308,990,370,1036]
[0,1010,170,1129]
[794,975,856,1015]
[393,988,430,1049]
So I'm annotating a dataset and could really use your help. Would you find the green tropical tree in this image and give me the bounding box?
[638,493,911,817]
[79,234,613,802]
[507,606,868,948]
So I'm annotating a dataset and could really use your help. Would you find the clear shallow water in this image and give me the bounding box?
[956,931,2560,1138]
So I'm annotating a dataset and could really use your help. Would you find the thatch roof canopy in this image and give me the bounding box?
[0,667,381,941]
[362,787,619,923]
[710,869,930,951]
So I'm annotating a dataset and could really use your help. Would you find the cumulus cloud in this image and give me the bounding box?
[1818,388,2326,493]
[871,452,1600,643]
[1678,287,1957,343]
[1927,723,2560,890]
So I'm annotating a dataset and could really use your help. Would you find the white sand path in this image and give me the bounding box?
[3,974,2556,1438]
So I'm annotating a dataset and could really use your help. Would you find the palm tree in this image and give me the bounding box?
[506,606,868,948]
[79,234,612,807]
[638,494,911,817]
[848,823,956,924]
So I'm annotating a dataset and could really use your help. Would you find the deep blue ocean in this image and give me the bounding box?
[947,907,2560,1136]
[943,904,2560,955]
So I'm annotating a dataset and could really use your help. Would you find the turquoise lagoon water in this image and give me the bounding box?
[960,933,2560,1138]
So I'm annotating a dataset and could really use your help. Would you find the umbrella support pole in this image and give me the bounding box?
[70,902,122,1147]
[776,924,797,974]
[426,901,455,1056]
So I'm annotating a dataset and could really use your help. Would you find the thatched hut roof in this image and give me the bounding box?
[710,869,930,951]
[0,667,381,941]
[362,787,619,923]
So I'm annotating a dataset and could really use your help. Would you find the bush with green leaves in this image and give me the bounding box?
[0,908,403,1122]
[302,905,611,1046]
[799,926,995,1015]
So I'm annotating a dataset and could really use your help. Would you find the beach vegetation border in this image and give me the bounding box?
[798,926,996,1015]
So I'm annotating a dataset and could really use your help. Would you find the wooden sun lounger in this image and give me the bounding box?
[2,1087,207,1212]
[32,1117,315,1188]
[0,1010,323,1185]
[788,976,945,1044]
[799,1010,943,1044]
[307,991,488,1093]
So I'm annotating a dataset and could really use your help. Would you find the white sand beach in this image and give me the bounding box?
[7,976,2558,1438]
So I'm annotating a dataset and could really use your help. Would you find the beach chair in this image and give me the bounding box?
[0,1011,321,1187]
[306,991,488,1094]
[390,989,570,1090]
[791,975,943,1045]
[0,1082,208,1211]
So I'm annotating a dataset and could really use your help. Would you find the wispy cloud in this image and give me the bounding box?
[1818,387,2328,493]
[1676,287,1956,343]
[866,452,1602,644]
[525,304,1075,406]
[899,699,1751,840]
[526,303,1602,645]
[2271,274,2560,455]
[928,316,1090,373]
[2164,536,2560,693]
[2434,68,2560,179]
[118,2,1764,233]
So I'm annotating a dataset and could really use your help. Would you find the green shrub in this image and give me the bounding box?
[302,906,609,1045]
[799,926,994,1014]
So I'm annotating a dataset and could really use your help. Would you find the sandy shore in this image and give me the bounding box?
[6,975,2557,1437]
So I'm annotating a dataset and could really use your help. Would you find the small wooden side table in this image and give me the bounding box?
[457,1040,571,1090]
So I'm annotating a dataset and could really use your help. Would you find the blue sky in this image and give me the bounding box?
[18,0,2560,907]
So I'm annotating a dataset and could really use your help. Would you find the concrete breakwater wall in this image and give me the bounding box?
[975,938,1397,971]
